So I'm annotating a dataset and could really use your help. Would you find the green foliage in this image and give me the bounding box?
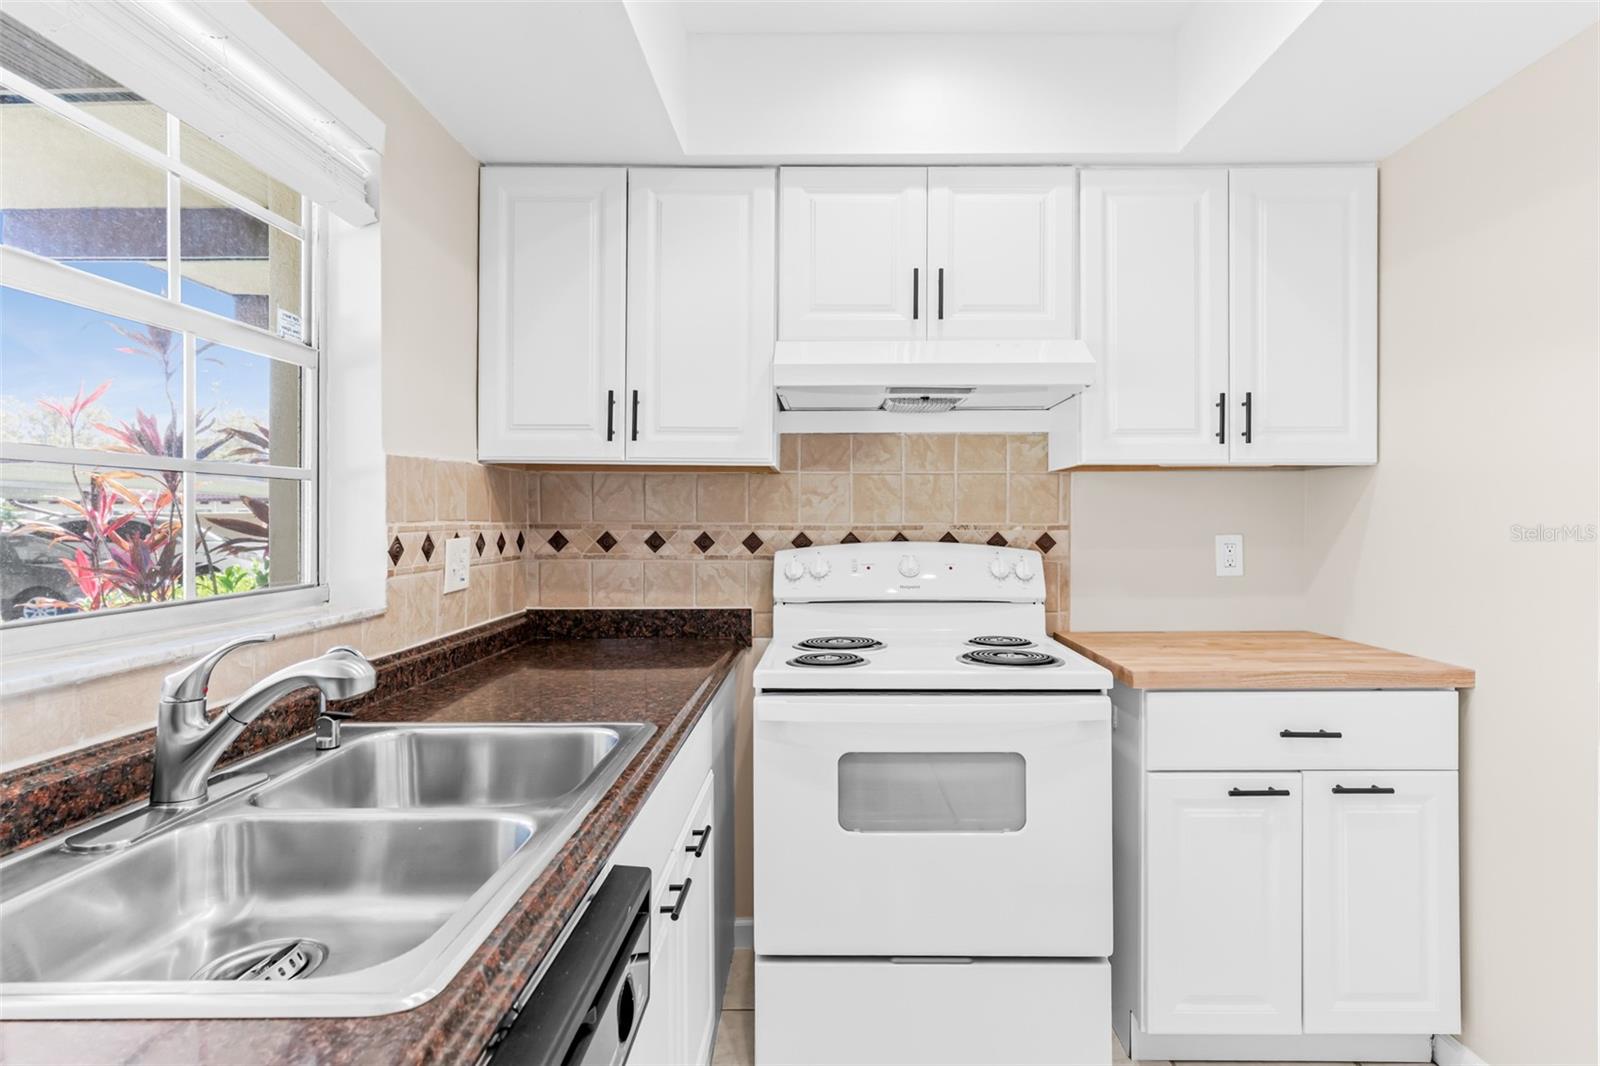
[193,562,271,599]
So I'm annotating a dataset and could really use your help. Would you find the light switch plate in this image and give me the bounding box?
[1215,534,1244,577]
[443,536,471,593]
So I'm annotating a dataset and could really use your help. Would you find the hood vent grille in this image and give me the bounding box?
[881,388,972,414]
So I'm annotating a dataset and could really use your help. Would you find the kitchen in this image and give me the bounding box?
[0,2,1595,1065]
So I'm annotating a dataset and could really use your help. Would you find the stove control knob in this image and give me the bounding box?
[783,558,806,582]
[807,556,831,580]
[988,557,1011,580]
[898,554,920,578]
[1013,556,1036,582]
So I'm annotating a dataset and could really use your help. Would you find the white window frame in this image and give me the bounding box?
[0,67,330,655]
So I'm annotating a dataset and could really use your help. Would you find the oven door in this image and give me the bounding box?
[754,693,1110,957]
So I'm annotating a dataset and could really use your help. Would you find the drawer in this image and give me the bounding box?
[1144,690,1457,771]
[755,956,1110,1066]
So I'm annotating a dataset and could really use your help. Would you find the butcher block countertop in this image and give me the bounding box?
[1056,630,1475,690]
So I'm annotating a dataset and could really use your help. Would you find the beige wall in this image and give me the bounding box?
[254,0,481,463]
[1068,470,1311,631]
[1303,27,1599,1065]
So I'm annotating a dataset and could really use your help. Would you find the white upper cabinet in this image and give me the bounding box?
[1144,773,1303,1036]
[627,168,776,465]
[779,167,927,340]
[1230,167,1378,464]
[927,167,1076,340]
[479,167,626,462]
[1302,772,1461,1036]
[1080,170,1229,464]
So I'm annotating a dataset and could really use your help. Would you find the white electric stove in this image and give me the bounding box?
[753,542,1114,1066]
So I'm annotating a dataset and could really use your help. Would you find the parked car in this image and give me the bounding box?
[0,530,82,621]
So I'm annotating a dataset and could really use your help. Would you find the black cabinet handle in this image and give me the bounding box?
[659,877,692,921]
[1215,392,1226,444]
[1242,391,1253,443]
[1279,728,1343,739]
[606,390,616,442]
[685,824,712,858]
[1332,784,1396,795]
[1228,786,1291,797]
[912,268,919,320]
[630,389,640,442]
[937,268,945,320]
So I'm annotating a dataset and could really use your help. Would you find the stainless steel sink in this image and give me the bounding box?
[0,721,654,1019]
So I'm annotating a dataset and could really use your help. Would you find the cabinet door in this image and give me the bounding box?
[779,167,926,340]
[927,167,1075,340]
[1080,170,1229,464]
[1302,771,1460,1035]
[1229,167,1377,464]
[628,169,776,465]
[1144,773,1302,1035]
[630,907,681,1066]
[479,167,626,461]
[678,771,719,1065]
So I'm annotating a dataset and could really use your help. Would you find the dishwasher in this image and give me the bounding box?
[480,865,652,1066]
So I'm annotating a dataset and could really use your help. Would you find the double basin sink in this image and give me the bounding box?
[0,722,654,1019]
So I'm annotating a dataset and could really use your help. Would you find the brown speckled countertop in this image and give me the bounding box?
[0,634,742,1065]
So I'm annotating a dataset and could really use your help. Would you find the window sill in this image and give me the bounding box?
[0,601,383,699]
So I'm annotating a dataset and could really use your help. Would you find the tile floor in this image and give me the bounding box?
[711,949,1392,1066]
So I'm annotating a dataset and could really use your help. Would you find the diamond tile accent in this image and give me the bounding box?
[387,536,404,566]
[597,531,618,553]
[694,531,715,553]
[791,532,813,548]
[475,533,487,555]
[840,532,860,544]
[645,531,667,553]
[548,530,569,553]
[420,533,436,562]
[939,532,959,543]
[986,533,1008,547]
[742,532,763,554]
[891,532,908,542]
[516,531,526,552]
[1035,532,1057,554]
[496,532,507,554]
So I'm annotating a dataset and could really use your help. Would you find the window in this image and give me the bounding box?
[0,15,320,629]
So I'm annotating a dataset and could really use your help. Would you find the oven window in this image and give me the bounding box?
[837,752,1026,832]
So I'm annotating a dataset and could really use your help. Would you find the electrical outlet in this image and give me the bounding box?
[1215,534,1244,577]
[443,536,471,593]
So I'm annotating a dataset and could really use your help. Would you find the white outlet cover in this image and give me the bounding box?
[1215,534,1244,577]
[443,536,471,593]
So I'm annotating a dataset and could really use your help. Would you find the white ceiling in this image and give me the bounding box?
[325,0,1600,164]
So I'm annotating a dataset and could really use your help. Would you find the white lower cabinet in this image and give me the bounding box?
[1113,687,1461,1062]
[1144,773,1302,1035]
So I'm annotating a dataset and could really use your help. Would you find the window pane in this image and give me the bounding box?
[180,183,302,336]
[837,752,1027,832]
[195,340,303,467]
[1,287,186,453]
[0,85,169,296]
[0,460,184,622]
[0,13,167,150]
[180,122,303,227]
[194,474,303,595]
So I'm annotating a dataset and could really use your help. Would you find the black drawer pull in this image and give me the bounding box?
[631,389,640,442]
[1242,390,1253,443]
[1279,729,1343,739]
[685,824,712,858]
[659,877,693,922]
[1228,786,1291,797]
[1332,784,1396,795]
[937,267,945,319]
[912,268,920,320]
[1215,392,1226,443]
[606,389,616,442]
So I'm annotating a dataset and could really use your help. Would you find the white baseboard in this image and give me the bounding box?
[1434,1034,1489,1066]
[735,917,754,950]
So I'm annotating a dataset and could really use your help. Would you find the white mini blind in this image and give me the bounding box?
[3,0,383,225]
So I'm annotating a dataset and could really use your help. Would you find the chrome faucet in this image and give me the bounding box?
[151,635,376,806]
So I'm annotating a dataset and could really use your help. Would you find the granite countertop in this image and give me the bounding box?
[1057,630,1475,690]
[0,635,742,1065]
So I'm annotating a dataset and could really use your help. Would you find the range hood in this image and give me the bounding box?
[774,338,1095,413]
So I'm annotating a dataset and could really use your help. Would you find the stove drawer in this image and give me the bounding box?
[754,694,1111,957]
[1144,691,1458,771]
[755,956,1110,1066]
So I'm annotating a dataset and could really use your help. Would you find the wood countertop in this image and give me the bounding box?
[1056,630,1475,690]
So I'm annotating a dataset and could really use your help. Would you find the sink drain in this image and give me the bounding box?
[193,939,329,982]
